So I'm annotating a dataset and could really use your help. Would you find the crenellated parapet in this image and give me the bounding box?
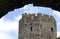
[22,13,55,23]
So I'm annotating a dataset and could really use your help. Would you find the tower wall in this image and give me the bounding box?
[18,13,57,39]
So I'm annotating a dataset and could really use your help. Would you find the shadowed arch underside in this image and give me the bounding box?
[0,0,60,18]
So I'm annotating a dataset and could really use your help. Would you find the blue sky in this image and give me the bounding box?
[0,4,60,39]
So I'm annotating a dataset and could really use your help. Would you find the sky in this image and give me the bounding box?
[0,4,60,39]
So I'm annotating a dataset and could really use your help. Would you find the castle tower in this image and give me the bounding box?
[18,13,57,39]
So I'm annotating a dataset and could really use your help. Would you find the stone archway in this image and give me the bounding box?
[0,0,60,18]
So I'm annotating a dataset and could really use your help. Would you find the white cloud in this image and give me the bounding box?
[57,32,60,37]
[24,6,40,13]
[53,10,60,21]
[22,4,33,10]
[23,5,53,15]
[21,4,40,13]
[53,10,60,17]
[0,18,18,32]
[0,32,11,39]
[0,15,21,39]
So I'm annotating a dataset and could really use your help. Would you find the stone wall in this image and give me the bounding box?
[18,13,57,39]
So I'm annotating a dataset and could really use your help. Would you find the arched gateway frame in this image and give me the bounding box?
[0,0,60,18]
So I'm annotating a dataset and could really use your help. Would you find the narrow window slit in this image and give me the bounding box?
[51,28,53,32]
[30,27,32,31]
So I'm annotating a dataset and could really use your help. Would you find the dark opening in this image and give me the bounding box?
[30,27,32,31]
[51,28,53,32]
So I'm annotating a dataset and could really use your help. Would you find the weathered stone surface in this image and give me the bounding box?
[0,0,60,18]
[18,13,57,39]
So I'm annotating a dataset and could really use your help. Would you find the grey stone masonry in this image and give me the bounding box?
[18,13,57,39]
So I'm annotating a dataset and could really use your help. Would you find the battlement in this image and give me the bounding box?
[22,13,54,19]
[21,13,56,22]
[22,13,42,16]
